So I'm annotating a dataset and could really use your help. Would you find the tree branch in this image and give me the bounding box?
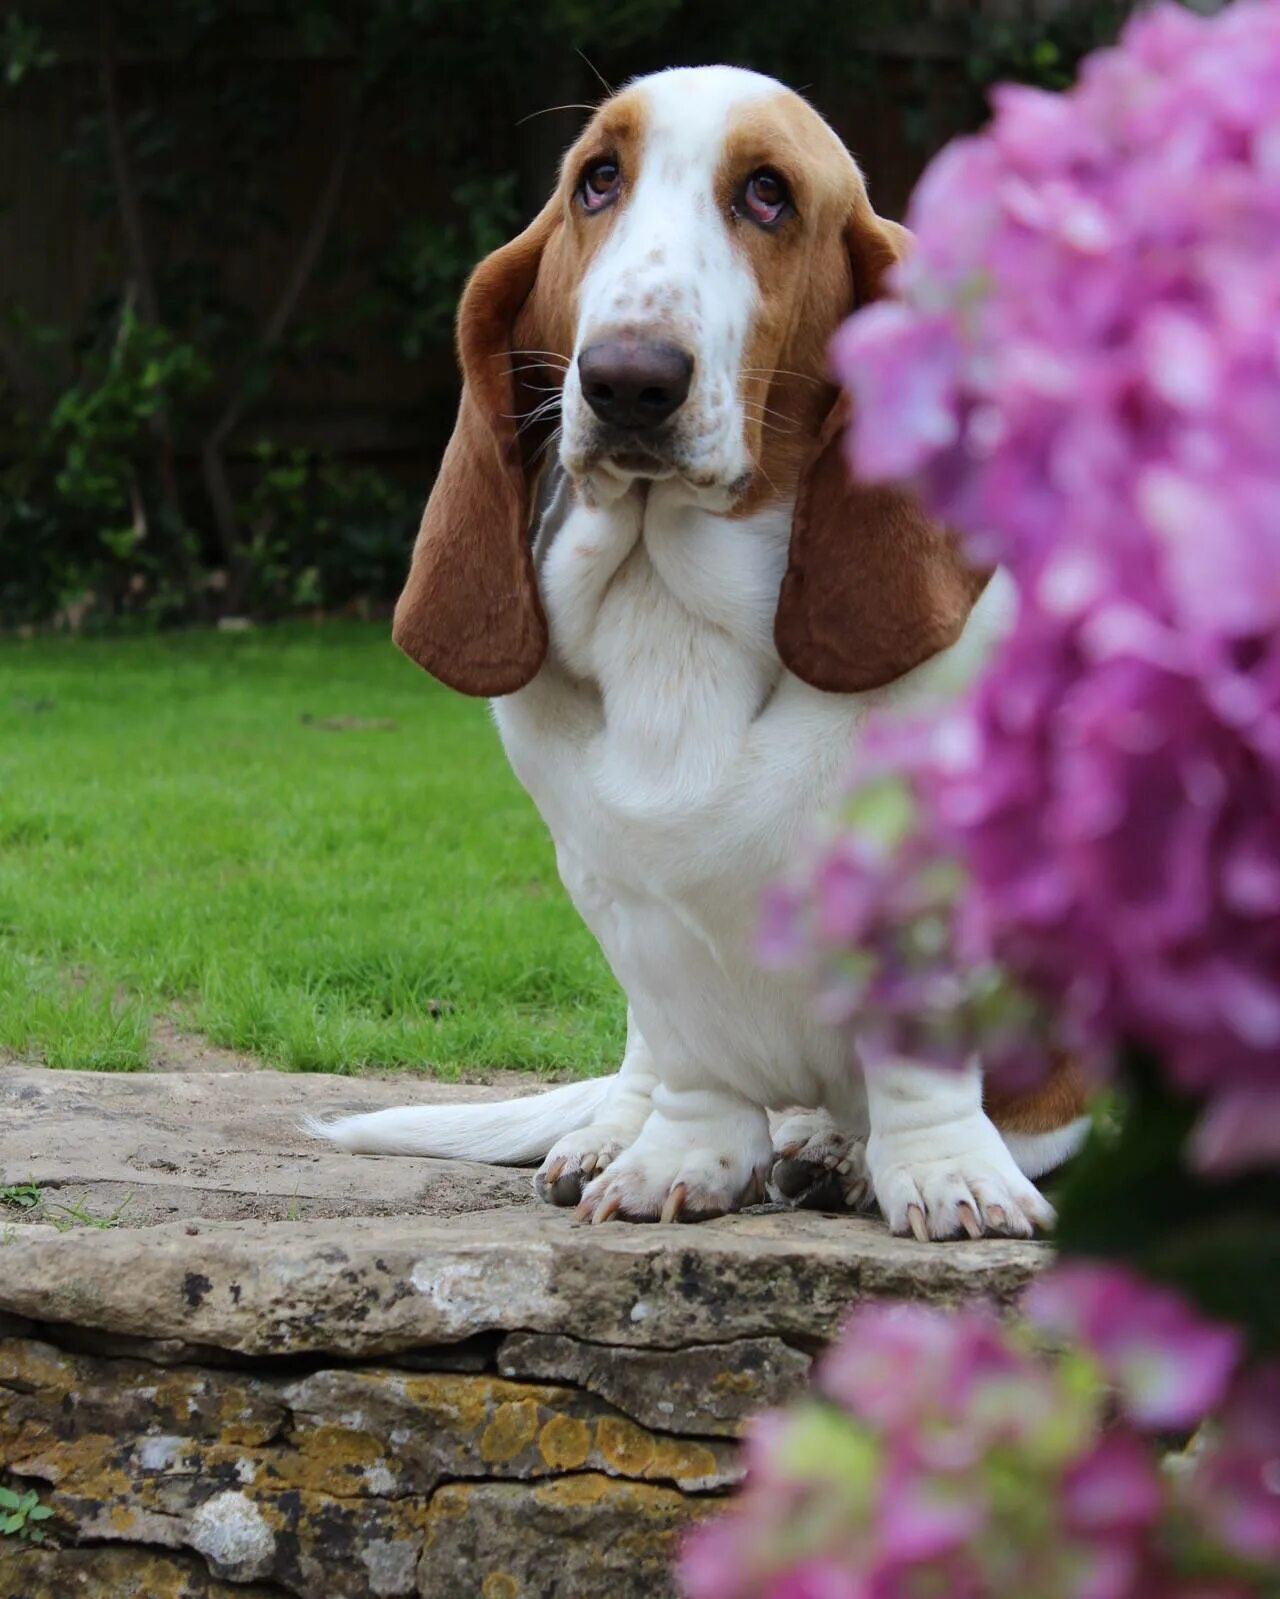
[97,0,159,326]
[96,0,202,603]
[200,86,362,599]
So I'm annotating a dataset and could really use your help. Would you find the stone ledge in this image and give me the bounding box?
[0,1063,1047,1598]
[0,1206,1043,1360]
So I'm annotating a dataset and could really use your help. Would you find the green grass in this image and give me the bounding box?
[0,624,623,1075]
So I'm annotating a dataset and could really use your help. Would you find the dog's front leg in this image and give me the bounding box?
[535,1008,657,1207]
[575,1082,773,1224]
[865,1059,1056,1241]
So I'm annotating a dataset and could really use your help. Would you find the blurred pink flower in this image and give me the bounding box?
[680,1279,1273,1599]
[1024,1263,1242,1429]
[1189,1364,1280,1565]
[1060,1433,1163,1536]
[796,0,1280,1155]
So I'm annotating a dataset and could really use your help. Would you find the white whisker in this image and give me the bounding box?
[531,425,563,466]
[741,407,799,437]
[742,367,825,388]
[516,103,597,126]
[508,349,572,367]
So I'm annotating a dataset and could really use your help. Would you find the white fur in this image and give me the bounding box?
[307,1077,612,1164]
[561,68,778,502]
[312,68,1088,1237]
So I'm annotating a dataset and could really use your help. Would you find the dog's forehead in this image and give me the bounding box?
[629,65,781,159]
[583,65,847,186]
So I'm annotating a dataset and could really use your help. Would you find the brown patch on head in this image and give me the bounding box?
[715,90,868,513]
[708,89,989,693]
[517,88,650,376]
[391,91,651,694]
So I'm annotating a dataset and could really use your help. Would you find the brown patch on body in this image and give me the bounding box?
[986,1056,1091,1137]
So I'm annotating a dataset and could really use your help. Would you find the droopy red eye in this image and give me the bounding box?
[740,169,792,228]
[580,159,621,212]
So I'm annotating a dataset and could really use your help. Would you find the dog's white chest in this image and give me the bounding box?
[490,491,863,1099]
[490,490,1009,1106]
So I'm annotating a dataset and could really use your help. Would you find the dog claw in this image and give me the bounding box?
[907,1203,929,1243]
[985,1203,1008,1232]
[659,1183,687,1224]
[591,1193,623,1226]
[956,1201,983,1239]
[544,1157,567,1186]
[579,1152,598,1177]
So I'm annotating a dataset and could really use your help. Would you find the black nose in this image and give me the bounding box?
[578,338,694,429]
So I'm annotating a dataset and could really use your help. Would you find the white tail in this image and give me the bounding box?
[303,1075,615,1164]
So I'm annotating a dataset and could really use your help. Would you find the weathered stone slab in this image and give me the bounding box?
[0,1545,281,1599]
[0,1062,1049,1598]
[0,1207,1043,1357]
[0,1333,732,1598]
[0,1064,540,1226]
[498,1331,813,1436]
[419,1476,707,1599]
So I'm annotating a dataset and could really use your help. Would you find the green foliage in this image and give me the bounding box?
[0,309,207,626]
[961,3,1132,93]
[1056,1051,1280,1356]
[0,1,1143,629]
[0,1485,53,1543]
[50,312,207,528]
[381,176,520,360]
[0,1180,42,1211]
[238,443,415,612]
[0,14,57,87]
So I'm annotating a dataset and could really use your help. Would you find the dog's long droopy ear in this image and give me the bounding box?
[774,203,988,694]
[392,204,558,696]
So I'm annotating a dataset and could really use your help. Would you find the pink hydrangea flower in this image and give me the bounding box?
[1188,1363,1280,1566]
[679,1277,1272,1599]
[809,0,1280,1161]
[1024,1262,1242,1429]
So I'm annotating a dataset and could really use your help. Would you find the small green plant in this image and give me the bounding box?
[45,1192,133,1232]
[0,1180,42,1211]
[0,1485,54,1543]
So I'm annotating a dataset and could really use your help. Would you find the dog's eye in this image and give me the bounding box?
[580,159,621,212]
[739,169,792,229]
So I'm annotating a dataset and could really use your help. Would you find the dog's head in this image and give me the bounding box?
[395,66,985,697]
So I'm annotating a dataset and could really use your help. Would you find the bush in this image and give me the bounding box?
[0,0,1144,629]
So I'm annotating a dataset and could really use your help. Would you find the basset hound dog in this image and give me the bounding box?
[313,66,1091,1240]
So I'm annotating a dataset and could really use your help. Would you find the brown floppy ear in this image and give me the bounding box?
[774,204,988,694]
[392,204,559,696]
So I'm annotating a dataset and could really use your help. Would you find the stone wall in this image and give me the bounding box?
[0,1070,1046,1597]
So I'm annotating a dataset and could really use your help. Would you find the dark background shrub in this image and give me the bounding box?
[0,1,1142,629]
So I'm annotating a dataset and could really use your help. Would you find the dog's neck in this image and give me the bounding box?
[536,476,794,800]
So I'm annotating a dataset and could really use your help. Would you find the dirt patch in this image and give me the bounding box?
[149,1016,263,1072]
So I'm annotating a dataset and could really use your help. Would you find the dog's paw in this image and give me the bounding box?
[769,1111,871,1212]
[534,1127,629,1207]
[867,1110,1056,1242]
[575,1139,769,1224]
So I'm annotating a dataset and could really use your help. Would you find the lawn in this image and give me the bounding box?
[0,623,623,1075]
